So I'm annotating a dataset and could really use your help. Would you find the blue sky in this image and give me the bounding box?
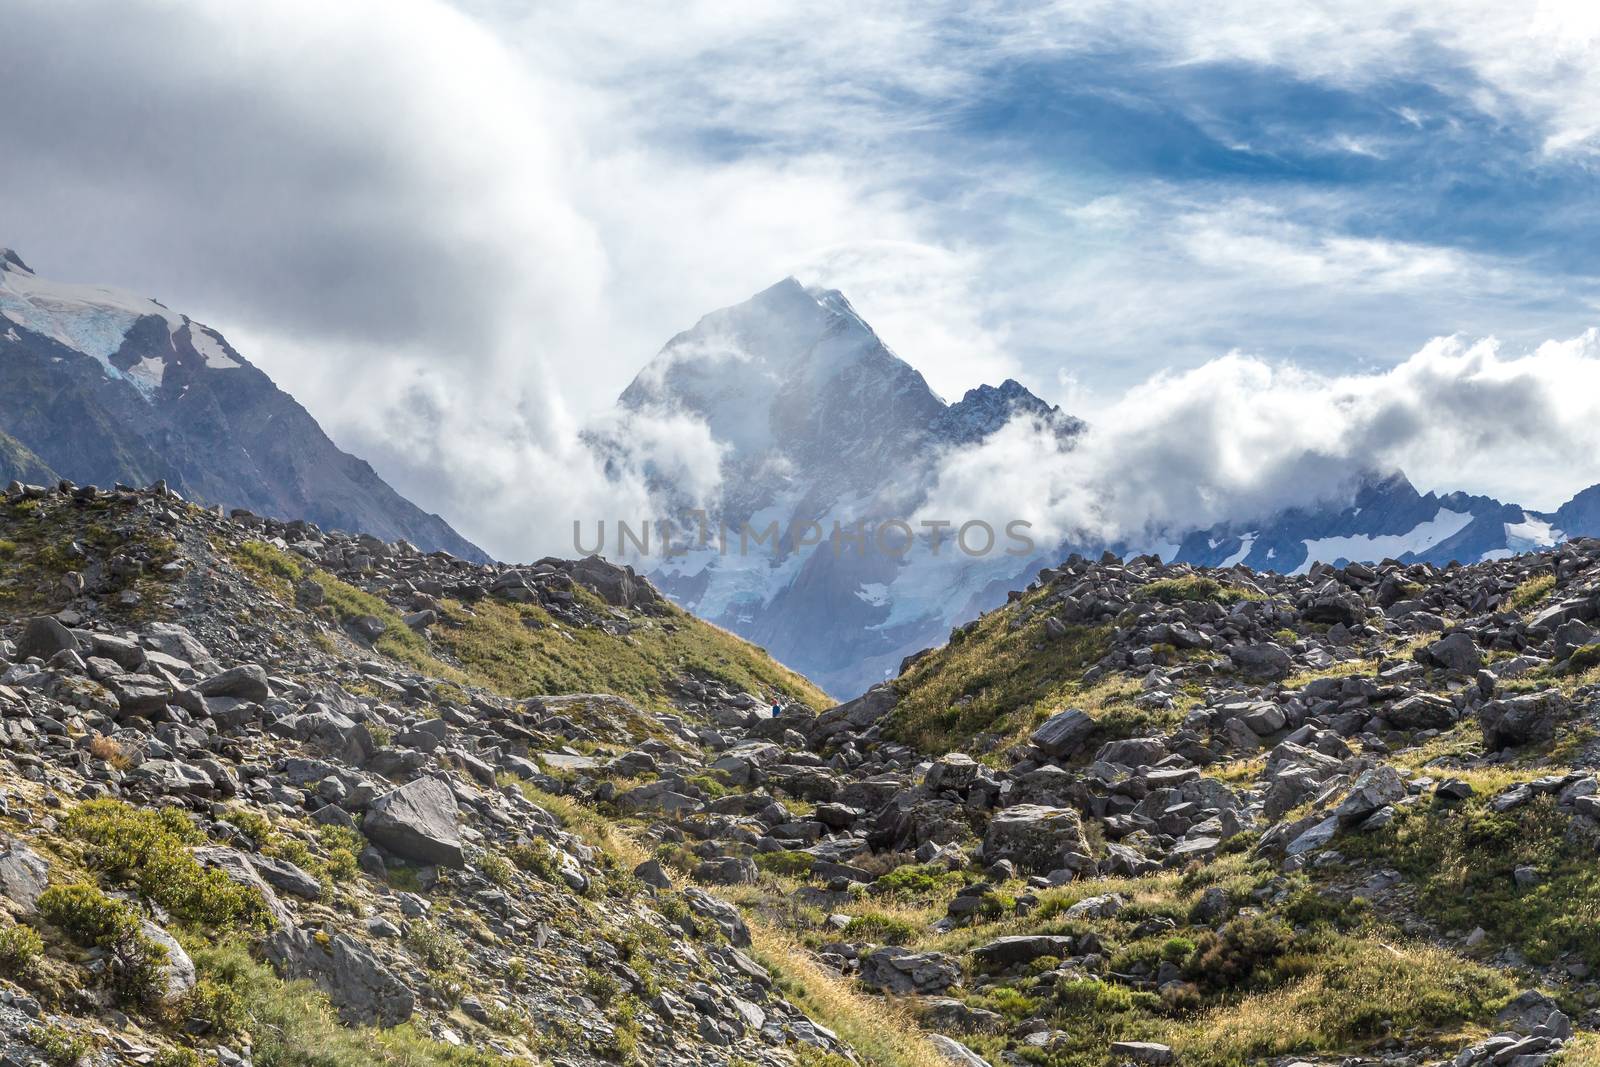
[7,1,1600,554]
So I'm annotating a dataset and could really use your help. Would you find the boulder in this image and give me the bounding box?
[0,839,50,915]
[1031,708,1096,759]
[105,672,173,717]
[1094,736,1168,767]
[141,920,197,1004]
[568,555,659,608]
[16,616,78,662]
[971,935,1073,970]
[1228,643,1292,680]
[981,805,1091,875]
[1334,767,1406,825]
[362,776,464,867]
[139,622,218,673]
[928,1034,994,1067]
[1110,1042,1175,1066]
[1480,690,1566,752]
[1419,632,1482,674]
[1383,693,1455,731]
[858,947,961,994]
[197,663,271,702]
[264,926,415,1025]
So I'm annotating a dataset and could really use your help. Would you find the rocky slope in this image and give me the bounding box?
[463,532,1600,1065]
[8,472,1600,1067]
[0,249,486,562]
[0,476,845,1067]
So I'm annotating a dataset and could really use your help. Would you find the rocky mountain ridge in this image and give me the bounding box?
[0,248,486,562]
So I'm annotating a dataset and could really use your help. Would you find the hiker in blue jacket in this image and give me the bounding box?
[770,700,782,718]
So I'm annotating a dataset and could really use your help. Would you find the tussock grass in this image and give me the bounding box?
[1164,939,1512,1064]
[1134,575,1261,605]
[431,593,827,711]
[506,779,650,868]
[231,540,467,682]
[1508,573,1557,613]
[886,583,1115,753]
[1339,790,1600,964]
[747,922,943,1067]
[232,538,827,711]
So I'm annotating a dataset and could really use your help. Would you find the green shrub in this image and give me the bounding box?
[27,1024,98,1067]
[152,1048,205,1067]
[480,850,516,887]
[37,883,168,1004]
[0,921,44,976]
[842,912,919,946]
[870,863,965,899]
[1184,916,1295,993]
[582,967,621,1006]
[754,851,815,878]
[508,841,564,883]
[404,921,466,972]
[65,800,270,930]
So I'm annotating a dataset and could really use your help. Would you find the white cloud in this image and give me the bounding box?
[915,328,1600,545]
[8,0,1600,566]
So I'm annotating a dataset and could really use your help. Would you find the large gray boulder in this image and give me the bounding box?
[1031,709,1096,759]
[16,616,78,662]
[362,776,464,867]
[197,663,271,702]
[1480,690,1567,752]
[1228,642,1292,680]
[1420,632,1482,674]
[264,926,415,1025]
[141,920,198,1005]
[971,935,1074,970]
[858,947,961,994]
[980,805,1091,875]
[139,622,218,674]
[568,555,659,609]
[928,1034,994,1066]
[104,672,173,717]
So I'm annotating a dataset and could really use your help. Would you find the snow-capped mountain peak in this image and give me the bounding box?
[0,247,486,561]
[599,278,1073,696]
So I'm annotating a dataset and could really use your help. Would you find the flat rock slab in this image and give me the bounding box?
[362,776,463,867]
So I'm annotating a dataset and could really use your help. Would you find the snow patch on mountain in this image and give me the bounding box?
[1220,534,1256,568]
[0,249,179,367]
[1290,507,1474,574]
[1505,513,1562,553]
[188,324,243,369]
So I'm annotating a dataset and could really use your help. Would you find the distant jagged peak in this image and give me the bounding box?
[941,376,1084,445]
[0,247,34,275]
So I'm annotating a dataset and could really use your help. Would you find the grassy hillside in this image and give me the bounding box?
[229,538,830,712]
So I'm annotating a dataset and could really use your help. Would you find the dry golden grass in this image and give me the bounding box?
[86,733,132,770]
[1162,939,1511,1064]
[746,921,944,1067]
[1560,1032,1600,1066]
